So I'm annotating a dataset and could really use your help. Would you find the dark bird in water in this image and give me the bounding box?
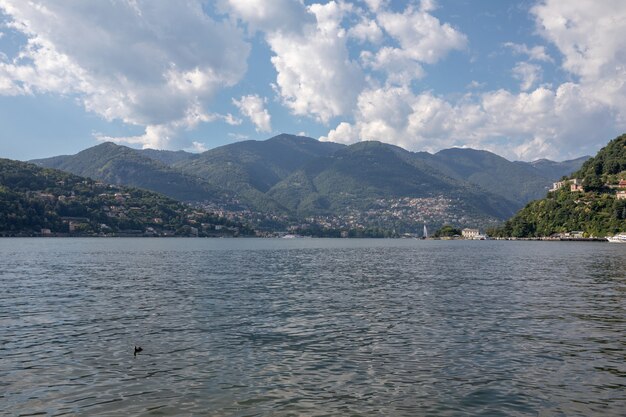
[134,346,143,356]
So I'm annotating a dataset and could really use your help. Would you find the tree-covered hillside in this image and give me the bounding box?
[30,134,588,232]
[493,134,626,237]
[32,142,225,202]
[0,158,252,237]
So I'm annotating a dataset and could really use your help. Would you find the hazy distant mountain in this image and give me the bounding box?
[30,134,589,228]
[31,142,225,202]
[528,156,591,180]
[425,148,555,206]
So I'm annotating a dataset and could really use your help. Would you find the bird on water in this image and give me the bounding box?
[134,346,143,356]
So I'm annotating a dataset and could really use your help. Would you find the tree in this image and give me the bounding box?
[434,224,461,237]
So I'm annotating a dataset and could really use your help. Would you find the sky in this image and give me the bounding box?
[1,0,626,162]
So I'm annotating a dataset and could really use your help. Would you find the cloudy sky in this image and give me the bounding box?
[1,0,625,161]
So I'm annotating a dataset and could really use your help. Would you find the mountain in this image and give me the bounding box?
[267,141,519,227]
[138,148,196,166]
[0,158,251,237]
[173,134,345,213]
[31,142,224,202]
[174,134,344,192]
[494,134,626,237]
[425,148,552,206]
[29,134,589,232]
[529,156,591,180]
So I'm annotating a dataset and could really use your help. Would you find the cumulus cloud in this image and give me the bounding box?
[359,4,466,86]
[0,0,249,149]
[225,0,467,124]
[532,0,626,113]
[321,1,626,160]
[512,62,542,91]
[376,5,467,65]
[348,18,383,44]
[233,94,272,132]
[226,0,365,123]
[218,0,312,34]
[2,0,624,161]
[322,82,615,160]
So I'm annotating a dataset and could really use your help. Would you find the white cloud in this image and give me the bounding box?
[323,0,626,161]
[532,0,626,116]
[362,4,466,86]
[322,81,616,161]
[226,0,365,123]
[188,141,208,153]
[218,0,312,34]
[96,109,242,150]
[2,0,623,161]
[504,42,553,62]
[466,80,486,90]
[233,94,272,132]
[228,133,249,141]
[362,0,388,13]
[512,62,542,91]
[419,0,438,13]
[0,0,250,149]
[376,5,467,65]
[348,18,383,44]
[532,0,626,81]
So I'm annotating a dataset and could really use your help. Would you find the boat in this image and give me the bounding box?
[606,233,626,243]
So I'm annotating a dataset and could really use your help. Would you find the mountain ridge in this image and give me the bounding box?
[29,134,589,230]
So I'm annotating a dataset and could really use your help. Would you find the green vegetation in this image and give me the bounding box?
[574,134,626,192]
[493,134,626,237]
[0,158,253,237]
[32,142,225,202]
[433,225,462,237]
[267,141,520,223]
[31,134,588,233]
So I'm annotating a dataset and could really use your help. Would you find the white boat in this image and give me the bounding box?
[606,233,626,243]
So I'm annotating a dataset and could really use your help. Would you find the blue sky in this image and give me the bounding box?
[1,0,625,161]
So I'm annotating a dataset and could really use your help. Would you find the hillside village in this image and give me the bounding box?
[200,195,495,237]
[0,159,251,237]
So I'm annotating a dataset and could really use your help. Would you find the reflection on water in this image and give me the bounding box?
[1,239,625,416]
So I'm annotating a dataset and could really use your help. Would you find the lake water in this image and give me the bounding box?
[1,238,625,416]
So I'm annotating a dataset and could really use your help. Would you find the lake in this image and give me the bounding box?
[1,238,625,416]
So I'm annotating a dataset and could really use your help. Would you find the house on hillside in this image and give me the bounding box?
[617,190,626,200]
[549,181,566,192]
[569,178,584,192]
[550,178,583,192]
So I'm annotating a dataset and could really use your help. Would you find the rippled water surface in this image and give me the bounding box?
[1,238,625,416]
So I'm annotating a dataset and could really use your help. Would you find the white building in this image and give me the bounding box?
[462,228,480,239]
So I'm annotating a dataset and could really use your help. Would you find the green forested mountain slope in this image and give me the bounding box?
[495,134,626,237]
[31,142,225,202]
[174,134,344,193]
[139,148,196,165]
[408,148,586,206]
[268,141,519,220]
[0,159,250,236]
[28,134,588,228]
[430,148,557,205]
